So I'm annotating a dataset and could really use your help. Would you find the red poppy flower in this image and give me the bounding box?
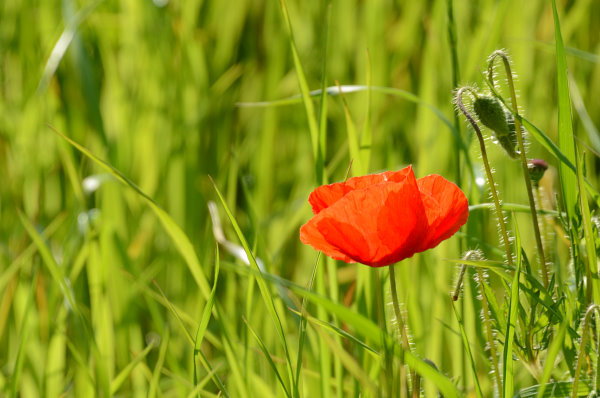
[300,166,469,267]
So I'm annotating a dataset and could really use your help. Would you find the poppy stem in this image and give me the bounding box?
[487,50,548,288]
[456,87,514,267]
[389,264,412,397]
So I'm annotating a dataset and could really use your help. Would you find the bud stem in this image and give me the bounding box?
[456,88,514,268]
[487,50,549,288]
[389,265,413,398]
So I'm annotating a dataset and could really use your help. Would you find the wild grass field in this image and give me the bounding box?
[2,0,600,396]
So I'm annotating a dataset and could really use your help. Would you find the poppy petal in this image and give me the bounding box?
[416,175,469,251]
[300,217,356,263]
[308,167,414,214]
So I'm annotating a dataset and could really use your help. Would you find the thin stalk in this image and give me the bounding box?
[456,88,514,267]
[446,0,462,187]
[477,269,502,395]
[572,305,600,398]
[487,51,548,287]
[389,265,410,398]
[452,264,468,301]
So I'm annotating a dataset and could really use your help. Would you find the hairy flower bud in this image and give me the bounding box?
[528,158,548,185]
[473,95,518,158]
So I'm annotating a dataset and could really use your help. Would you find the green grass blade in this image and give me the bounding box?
[153,280,194,344]
[552,0,578,223]
[148,328,169,398]
[186,365,225,398]
[9,266,37,398]
[518,380,590,397]
[278,0,320,175]
[50,126,212,299]
[194,247,220,388]
[209,177,296,394]
[109,343,155,395]
[360,50,373,173]
[1,212,67,293]
[569,75,600,154]
[294,253,319,396]
[311,322,378,395]
[243,317,292,398]
[535,318,569,398]
[238,84,475,182]
[316,1,331,185]
[220,261,461,398]
[451,301,483,398]
[503,215,522,398]
[18,211,78,312]
[290,308,378,356]
[37,0,104,93]
[576,152,600,303]
[337,81,364,176]
[154,279,229,396]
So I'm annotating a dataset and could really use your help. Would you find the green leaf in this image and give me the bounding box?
[536,316,569,397]
[194,247,221,392]
[518,380,591,397]
[451,302,483,398]
[503,215,521,398]
[279,0,321,180]
[552,0,578,223]
[110,343,155,395]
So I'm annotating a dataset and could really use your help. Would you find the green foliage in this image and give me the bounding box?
[2,0,600,397]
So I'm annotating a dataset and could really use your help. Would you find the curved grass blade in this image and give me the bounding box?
[18,211,78,312]
[535,317,569,398]
[194,247,221,391]
[49,125,212,299]
[336,81,364,176]
[243,317,292,398]
[316,1,331,185]
[290,308,378,356]
[240,84,474,183]
[518,380,590,397]
[576,151,600,303]
[552,0,578,225]
[361,50,373,173]
[294,253,320,396]
[9,266,37,398]
[278,0,320,173]
[503,215,522,398]
[37,0,104,93]
[569,74,600,154]
[451,301,483,398]
[186,365,225,398]
[109,343,155,395]
[148,328,169,398]
[1,212,67,293]
[468,202,560,217]
[219,261,461,398]
[153,279,229,396]
[209,176,296,395]
[312,322,378,395]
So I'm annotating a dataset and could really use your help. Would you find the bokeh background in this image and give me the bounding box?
[1,0,599,396]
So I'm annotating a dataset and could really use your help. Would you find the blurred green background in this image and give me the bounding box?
[1,0,599,396]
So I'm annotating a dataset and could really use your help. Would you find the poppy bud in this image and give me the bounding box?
[473,95,518,159]
[528,158,548,185]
